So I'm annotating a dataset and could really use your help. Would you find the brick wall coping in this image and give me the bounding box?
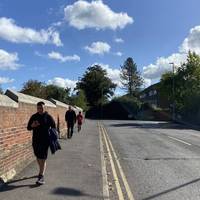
[74,105,83,112]
[5,90,56,107]
[0,94,18,108]
[50,98,69,109]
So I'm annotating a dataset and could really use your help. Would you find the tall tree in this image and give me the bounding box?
[120,57,143,96]
[77,65,116,107]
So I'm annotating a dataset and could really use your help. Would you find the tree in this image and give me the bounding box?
[44,84,70,104]
[20,80,46,98]
[70,89,88,111]
[160,51,200,121]
[120,57,143,96]
[20,80,70,103]
[177,51,200,116]
[0,86,3,94]
[77,65,116,107]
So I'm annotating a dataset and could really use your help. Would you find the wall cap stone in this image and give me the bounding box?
[50,98,69,108]
[5,90,56,107]
[74,105,83,112]
[0,94,18,108]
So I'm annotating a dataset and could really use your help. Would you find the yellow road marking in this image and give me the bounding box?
[102,126,135,200]
[100,125,125,200]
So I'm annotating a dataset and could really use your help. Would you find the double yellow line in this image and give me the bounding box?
[99,122,135,200]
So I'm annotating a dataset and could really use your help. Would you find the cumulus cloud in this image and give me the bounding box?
[143,53,187,80]
[64,0,133,30]
[143,78,152,88]
[0,77,14,84]
[85,41,110,55]
[0,49,20,70]
[48,51,80,62]
[92,63,122,87]
[114,38,124,43]
[143,25,200,80]
[48,77,77,90]
[180,26,200,54]
[0,17,63,46]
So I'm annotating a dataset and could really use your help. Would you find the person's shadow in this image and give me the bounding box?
[0,175,40,192]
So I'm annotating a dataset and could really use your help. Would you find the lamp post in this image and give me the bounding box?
[169,62,175,120]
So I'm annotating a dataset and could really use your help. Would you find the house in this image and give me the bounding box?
[140,83,170,109]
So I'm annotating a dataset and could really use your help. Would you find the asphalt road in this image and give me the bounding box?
[102,120,200,200]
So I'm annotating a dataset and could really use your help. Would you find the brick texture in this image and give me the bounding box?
[0,92,76,182]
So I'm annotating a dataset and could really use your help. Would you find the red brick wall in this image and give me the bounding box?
[0,102,68,182]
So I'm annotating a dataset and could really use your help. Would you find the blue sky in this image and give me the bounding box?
[0,0,200,95]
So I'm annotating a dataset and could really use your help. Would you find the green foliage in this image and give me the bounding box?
[160,51,200,122]
[44,84,70,104]
[77,65,117,107]
[0,86,3,94]
[159,72,174,102]
[120,57,143,96]
[20,80,70,103]
[20,80,46,98]
[113,95,142,113]
[70,90,88,111]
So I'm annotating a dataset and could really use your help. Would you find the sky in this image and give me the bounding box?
[0,0,200,95]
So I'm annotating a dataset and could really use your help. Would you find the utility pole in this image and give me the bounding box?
[169,62,175,120]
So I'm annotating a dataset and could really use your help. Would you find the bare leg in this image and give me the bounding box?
[37,159,46,175]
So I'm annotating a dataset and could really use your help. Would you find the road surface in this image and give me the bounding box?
[102,120,200,200]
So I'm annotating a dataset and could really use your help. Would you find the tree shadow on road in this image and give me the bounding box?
[142,178,200,200]
[0,175,39,192]
[51,187,103,199]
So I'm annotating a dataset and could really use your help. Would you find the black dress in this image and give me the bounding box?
[27,112,56,159]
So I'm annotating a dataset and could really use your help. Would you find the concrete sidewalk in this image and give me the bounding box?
[0,120,103,200]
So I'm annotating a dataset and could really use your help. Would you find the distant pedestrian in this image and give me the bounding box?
[77,111,83,132]
[65,106,76,138]
[27,101,56,185]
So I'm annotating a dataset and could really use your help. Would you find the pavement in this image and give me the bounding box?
[0,120,103,200]
[102,120,200,200]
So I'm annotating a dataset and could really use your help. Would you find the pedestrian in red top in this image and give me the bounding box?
[77,111,83,132]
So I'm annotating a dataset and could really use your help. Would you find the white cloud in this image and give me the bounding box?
[48,51,80,62]
[180,26,200,54]
[48,77,77,91]
[114,52,123,57]
[143,78,152,88]
[143,53,187,79]
[112,88,124,98]
[0,77,14,84]
[85,41,110,55]
[0,17,63,46]
[143,25,200,80]
[64,0,133,30]
[92,63,122,87]
[114,38,124,43]
[0,49,20,70]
